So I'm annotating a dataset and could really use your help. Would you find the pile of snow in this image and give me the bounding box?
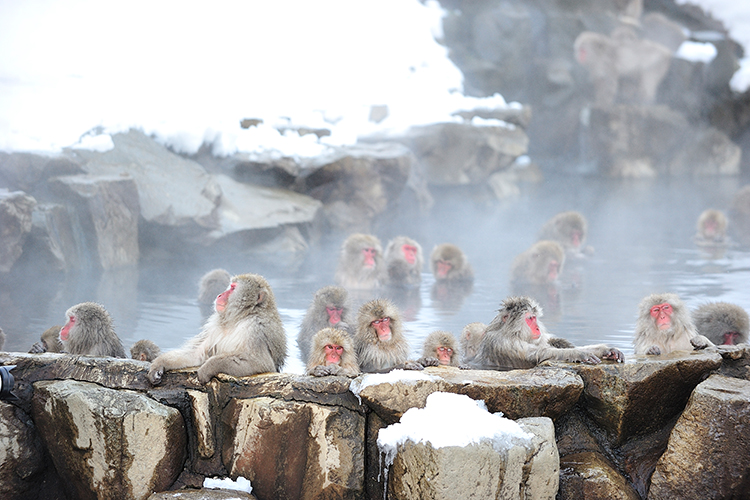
[203,475,253,494]
[349,369,440,400]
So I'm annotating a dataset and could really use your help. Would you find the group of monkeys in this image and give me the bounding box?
[12,207,748,384]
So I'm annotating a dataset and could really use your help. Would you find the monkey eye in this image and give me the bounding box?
[324,344,344,353]
[371,317,390,326]
[437,346,453,354]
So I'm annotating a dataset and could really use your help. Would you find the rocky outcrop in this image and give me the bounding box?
[0,189,36,272]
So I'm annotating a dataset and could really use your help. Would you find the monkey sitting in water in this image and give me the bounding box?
[633,293,713,355]
[58,302,126,358]
[306,328,360,377]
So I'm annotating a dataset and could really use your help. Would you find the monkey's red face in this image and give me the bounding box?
[215,282,236,312]
[571,230,582,248]
[547,260,559,281]
[436,346,453,365]
[649,303,673,330]
[362,247,376,268]
[436,259,452,278]
[326,307,343,325]
[60,316,75,341]
[704,219,718,237]
[525,313,541,339]
[371,317,391,341]
[402,244,418,265]
[723,332,740,345]
[324,344,344,365]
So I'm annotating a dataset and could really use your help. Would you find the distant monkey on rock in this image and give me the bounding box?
[335,233,385,290]
[383,235,424,287]
[148,273,287,385]
[198,268,232,305]
[130,339,161,362]
[297,285,353,364]
[633,293,713,355]
[419,330,460,367]
[471,296,623,370]
[429,243,474,282]
[353,298,422,373]
[538,211,591,255]
[511,240,565,285]
[29,325,64,353]
[692,302,749,346]
[59,302,126,358]
[694,209,728,246]
[306,327,360,377]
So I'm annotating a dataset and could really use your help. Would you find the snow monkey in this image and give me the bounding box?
[510,240,565,285]
[633,292,713,355]
[58,302,126,357]
[130,339,161,362]
[383,235,424,286]
[198,268,232,305]
[297,285,353,364]
[148,273,287,385]
[538,211,591,255]
[419,330,460,367]
[692,302,748,346]
[306,327,360,377]
[353,298,422,373]
[29,325,64,353]
[429,243,474,282]
[472,296,624,370]
[459,322,486,365]
[334,233,385,290]
[694,209,728,246]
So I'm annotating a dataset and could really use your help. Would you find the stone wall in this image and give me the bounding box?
[1,346,749,500]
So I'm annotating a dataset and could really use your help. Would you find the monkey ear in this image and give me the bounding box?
[256,291,266,305]
[502,314,509,323]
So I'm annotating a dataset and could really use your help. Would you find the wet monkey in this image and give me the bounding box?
[306,327,360,377]
[297,285,353,364]
[419,330,460,367]
[538,211,591,255]
[58,302,126,357]
[198,268,232,305]
[429,243,474,282]
[471,296,623,370]
[353,298,422,373]
[383,235,424,286]
[148,273,287,385]
[130,339,161,362]
[459,322,486,365]
[692,302,748,346]
[633,293,712,355]
[29,325,64,353]
[510,240,565,285]
[694,209,728,245]
[334,233,385,290]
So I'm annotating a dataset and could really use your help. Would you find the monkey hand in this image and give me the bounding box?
[312,365,337,377]
[601,348,624,362]
[147,364,164,385]
[28,342,47,354]
[646,345,662,355]
[690,335,712,350]
[417,356,440,367]
[197,364,218,384]
[458,364,472,370]
[401,360,425,371]
[581,354,601,365]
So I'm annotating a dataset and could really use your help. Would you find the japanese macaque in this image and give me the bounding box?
[419,330,460,367]
[694,209,728,245]
[148,273,287,385]
[692,302,749,346]
[29,325,64,353]
[297,285,353,364]
[471,296,624,370]
[334,233,385,290]
[130,339,161,362]
[574,25,672,107]
[306,327,360,377]
[198,268,232,305]
[538,211,591,255]
[383,235,423,287]
[460,322,486,365]
[353,298,422,373]
[429,243,475,282]
[511,240,566,285]
[59,302,126,358]
[633,293,713,355]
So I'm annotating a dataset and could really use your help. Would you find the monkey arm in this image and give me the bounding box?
[417,356,440,367]
[535,346,601,365]
[29,342,47,354]
[147,347,208,385]
[690,335,713,350]
[197,350,277,384]
[578,344,625,362]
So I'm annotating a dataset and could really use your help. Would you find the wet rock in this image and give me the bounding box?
[220,396,364,500]
[31,379,187,500]
[0,151,82,192]
[385,416,558,500]
[649,374,750,500]
[569,350,722,445]
[24,203,80,271]
[352,366,583,424]
[0,401,48,499]
[717,344,750,380]
[49,173,140,269]
[559,452,640,500]
[0,189,36,273]
[667,126,741,175]
[149,489,256,500]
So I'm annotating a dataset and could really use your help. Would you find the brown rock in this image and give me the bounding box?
[0,401,48,499]
[559,452,640,500]
[149,488,256,499]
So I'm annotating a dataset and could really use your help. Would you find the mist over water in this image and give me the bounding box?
[2,172,749,373]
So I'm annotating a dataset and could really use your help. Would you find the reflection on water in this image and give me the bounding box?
[1,174,749,374]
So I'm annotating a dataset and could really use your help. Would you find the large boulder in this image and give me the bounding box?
[648,375,750,500]
[24,203,80,272]
[558,452,640,500]
[31,379,187,500]
[0,401,50,500]
[0,190,36,273]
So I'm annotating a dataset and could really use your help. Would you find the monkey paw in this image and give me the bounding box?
[602,348,624,362]
[646,346,662,355]
[196,366,216,384]
[147,366,164,385]
[28,342,47,354]
[691,336,711,350]
[312,365,335,377]
[401,361,424,371]
[417,356,440,367]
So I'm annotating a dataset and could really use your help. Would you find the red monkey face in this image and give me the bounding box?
[371,317,392,341]
[324,344,344,365]
[215,282,236,312]
[436,346,453,365]
[525,313,541,340]
[402,244,418,265]
[723,332,740,345]
[649,303,673,330]
[436,259,452,278]
[60,316,75,341]
[547,260,559,281]
[362,247,376,268]
[571,230,582,249]
[326,306,343,325]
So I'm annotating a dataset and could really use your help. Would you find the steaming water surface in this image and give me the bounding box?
[2,174,749,373]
